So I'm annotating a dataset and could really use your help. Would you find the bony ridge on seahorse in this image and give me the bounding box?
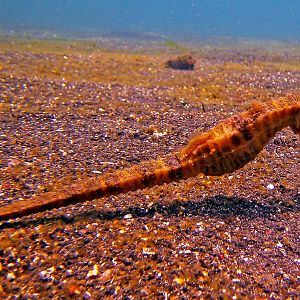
[0,94,299,221]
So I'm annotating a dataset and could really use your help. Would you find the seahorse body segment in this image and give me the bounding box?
[0,95,299,221]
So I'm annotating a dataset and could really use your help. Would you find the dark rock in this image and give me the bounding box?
[165,53,196,70]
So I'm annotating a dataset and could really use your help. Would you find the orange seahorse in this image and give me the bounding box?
[0,95,299,221]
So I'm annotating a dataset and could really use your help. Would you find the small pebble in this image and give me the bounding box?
[6,272,16,280]
[39,271,49,281]
[87,264,98,278]
[84,291,92,299]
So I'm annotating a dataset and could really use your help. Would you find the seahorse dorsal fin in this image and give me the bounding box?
[250,101,263,112]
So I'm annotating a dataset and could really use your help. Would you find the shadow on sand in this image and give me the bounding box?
[0,193,299,230]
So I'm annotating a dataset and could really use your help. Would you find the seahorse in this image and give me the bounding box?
[0,95,299,221]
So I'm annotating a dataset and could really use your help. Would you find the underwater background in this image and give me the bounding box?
[0,0,299,41]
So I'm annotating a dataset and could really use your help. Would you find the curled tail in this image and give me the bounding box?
[0,95,299,221]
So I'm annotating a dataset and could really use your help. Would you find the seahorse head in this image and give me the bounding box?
[290,101,300,135]
[291,123,300,135]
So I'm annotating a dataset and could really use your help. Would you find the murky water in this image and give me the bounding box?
[0,0,299,41]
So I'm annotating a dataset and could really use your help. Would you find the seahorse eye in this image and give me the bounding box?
[231,134,241,146]
[168,167,184,180]
[241,128,253,141]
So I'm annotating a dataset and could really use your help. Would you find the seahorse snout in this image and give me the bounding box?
[291,124,300,135]
[291,110,300,134]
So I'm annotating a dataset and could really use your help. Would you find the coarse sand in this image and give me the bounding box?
[0,39,299,299]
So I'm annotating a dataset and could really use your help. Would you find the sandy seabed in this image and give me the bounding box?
[0,38,299,299]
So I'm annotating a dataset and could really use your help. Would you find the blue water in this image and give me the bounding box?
[0,0,299,41]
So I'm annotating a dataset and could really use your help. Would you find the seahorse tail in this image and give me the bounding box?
[0,153,187,221]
